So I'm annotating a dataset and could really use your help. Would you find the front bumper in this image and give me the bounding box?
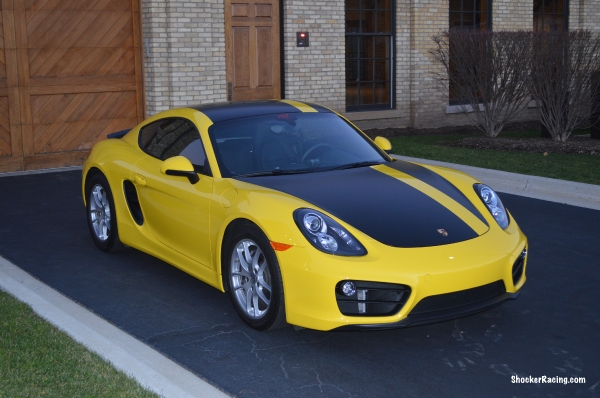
[276,219,528,331]
[334,281,519,331]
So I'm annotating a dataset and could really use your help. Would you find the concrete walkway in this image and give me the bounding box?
[0,161,599,397]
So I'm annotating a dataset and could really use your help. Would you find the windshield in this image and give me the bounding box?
[208,112,389,177]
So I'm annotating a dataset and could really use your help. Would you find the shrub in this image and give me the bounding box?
[527,30,600,142]
[431,30,531,138]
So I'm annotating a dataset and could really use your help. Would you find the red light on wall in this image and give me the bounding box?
[296,31,309,47]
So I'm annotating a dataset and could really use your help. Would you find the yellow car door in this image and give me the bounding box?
[132,117,215,269]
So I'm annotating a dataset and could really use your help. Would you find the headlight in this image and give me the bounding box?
[474,184,509,229]
[294,209,367,256]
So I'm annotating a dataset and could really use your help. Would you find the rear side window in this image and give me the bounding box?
[139,118,210,175]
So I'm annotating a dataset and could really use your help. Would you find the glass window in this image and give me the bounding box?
[139,118,210,174]
[209,113,387,177]
[448,0,492,104]
[345,0,394,112]
[450,0,490,29]
[534,0,567,31]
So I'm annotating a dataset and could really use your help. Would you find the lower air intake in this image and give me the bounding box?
[335,281,411,317]
[409,280,506,316]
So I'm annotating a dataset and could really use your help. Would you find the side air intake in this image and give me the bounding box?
[123,180,144,226]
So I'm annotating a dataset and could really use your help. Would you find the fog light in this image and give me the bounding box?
[341,281,356,296]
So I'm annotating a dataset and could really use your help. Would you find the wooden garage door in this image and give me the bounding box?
[0,0,143,173]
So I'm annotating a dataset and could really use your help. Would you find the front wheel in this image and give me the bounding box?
[225,224,286,331]
[85,172,126,252]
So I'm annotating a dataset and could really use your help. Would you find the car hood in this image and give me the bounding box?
[237,160,489,248]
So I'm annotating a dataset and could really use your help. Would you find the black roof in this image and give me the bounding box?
[188,100,332,123]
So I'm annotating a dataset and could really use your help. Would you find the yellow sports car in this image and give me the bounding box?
[82,100,528,331]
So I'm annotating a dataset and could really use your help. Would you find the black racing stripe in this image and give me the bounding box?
[387,160,488,226]
[238,167,480,248]
[189,101,302,123]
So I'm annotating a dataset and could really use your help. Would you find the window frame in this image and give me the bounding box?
[449,0,493,30]
[345,0,396,113]
[138,117,212,176]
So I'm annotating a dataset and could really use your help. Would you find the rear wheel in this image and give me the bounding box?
[226,224,286,330]
[85,173,126,252]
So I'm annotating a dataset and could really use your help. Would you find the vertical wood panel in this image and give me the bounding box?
[256,27,272,87]
[233,27,250,88]
[15,1,34,157]
[0,97,10,156]
[131,0,144,121]
[0,3,11,157]
[2,0,24,171]
[0,6,6,79]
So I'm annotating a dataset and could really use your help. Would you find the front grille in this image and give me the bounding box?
[410,280,506,316]
[336,281,411,316]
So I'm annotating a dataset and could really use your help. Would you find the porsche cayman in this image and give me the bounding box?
[82,100,528,331]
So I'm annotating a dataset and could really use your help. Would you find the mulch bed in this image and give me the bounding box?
[364,121,540,138]
[443,135,600,156]
[364,121,600,156]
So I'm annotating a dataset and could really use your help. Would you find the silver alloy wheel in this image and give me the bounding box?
[230,239,272,319]
[89,184,111,242]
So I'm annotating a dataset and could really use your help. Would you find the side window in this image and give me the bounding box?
[139,118,211,175]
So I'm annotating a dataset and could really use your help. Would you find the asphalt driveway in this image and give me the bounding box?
[0,170,598,397]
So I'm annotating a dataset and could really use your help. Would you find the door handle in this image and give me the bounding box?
[134,174,147,187]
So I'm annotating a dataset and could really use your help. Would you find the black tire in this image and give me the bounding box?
[85,172,127,253]
[225,223,287,331]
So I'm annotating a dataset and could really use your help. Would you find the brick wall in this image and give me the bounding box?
[282,0,345,113]
[493,0,532,30]
[570,0,600,31]
[406,0,449,128]
[142,0,227,116]
[398,0,539,129]
[394,0,411,123]
[139,0,600,127]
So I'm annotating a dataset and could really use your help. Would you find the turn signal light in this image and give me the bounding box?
[270,241,293,251]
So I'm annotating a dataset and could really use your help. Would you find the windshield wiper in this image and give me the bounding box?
[329,161,384,171]
[236,161,384,177]
[237,169,311,177]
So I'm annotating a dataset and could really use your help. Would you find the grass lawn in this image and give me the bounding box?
[0,290,160,398]
[386,129,600,185]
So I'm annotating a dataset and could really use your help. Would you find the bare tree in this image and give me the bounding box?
[431,30,532,137]
[528,30,600,142]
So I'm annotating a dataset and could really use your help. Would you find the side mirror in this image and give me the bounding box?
[160,156,199,184]
[374,136,392,154]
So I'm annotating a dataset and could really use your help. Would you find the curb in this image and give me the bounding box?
[393,155,600,211]
[0,255,230,398]
[0,166,82,178]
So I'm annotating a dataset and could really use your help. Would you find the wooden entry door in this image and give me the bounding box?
[0,0,143,173]
[225,0,281,101]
